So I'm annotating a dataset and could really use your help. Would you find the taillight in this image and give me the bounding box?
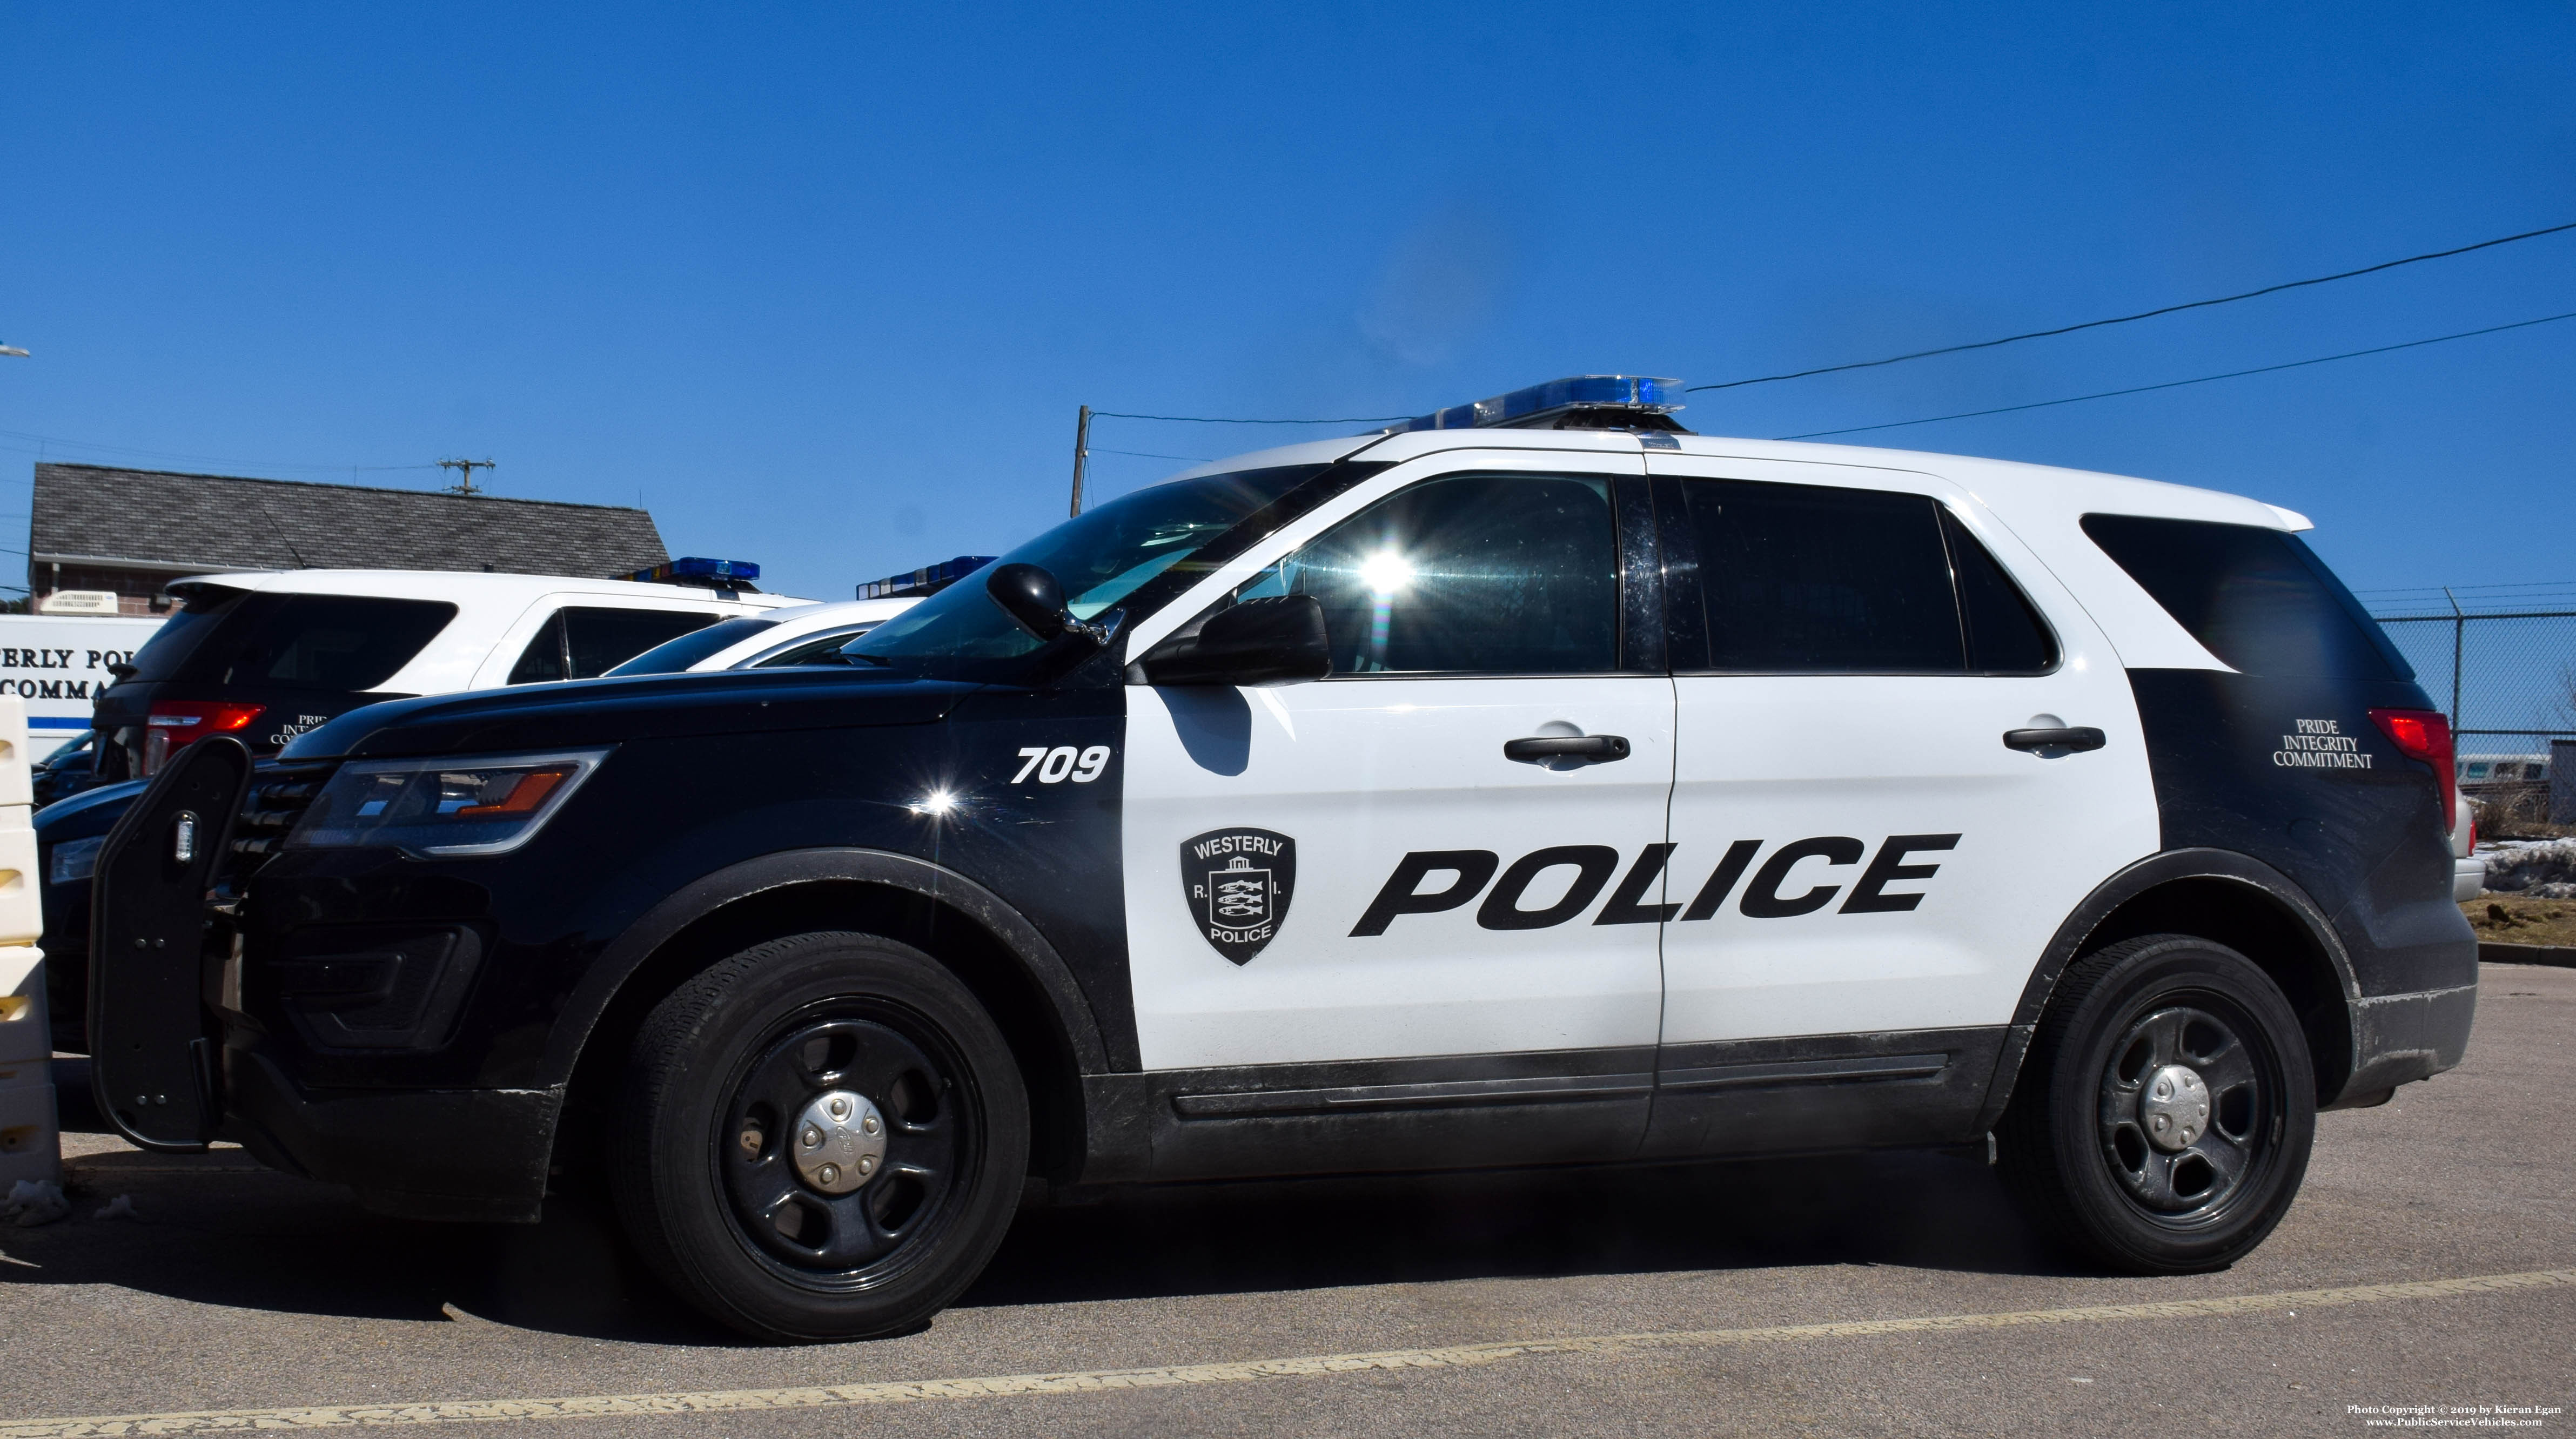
[2369,707,2456,833]
[141,701,266,776]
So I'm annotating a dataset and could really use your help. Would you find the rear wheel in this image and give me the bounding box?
[1997,933,2315,1273]
[613,931,1028,1341]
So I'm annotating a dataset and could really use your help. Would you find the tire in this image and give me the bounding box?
[1996,933,2316,1274]
[613,931,1029,1341]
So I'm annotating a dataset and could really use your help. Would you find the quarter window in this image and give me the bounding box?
[2081,514,2407,680]
[1235,473,1620,676]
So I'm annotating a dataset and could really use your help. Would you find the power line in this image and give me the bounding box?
[1088,409,1412,425]
[1775,310,2576,440]
[1090,447,1215,462]
[1689,219,2576,395]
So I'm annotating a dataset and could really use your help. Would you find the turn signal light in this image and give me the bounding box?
[141,701,266,776]
[2369,708,2457,833]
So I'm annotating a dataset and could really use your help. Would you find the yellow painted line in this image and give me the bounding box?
[6,1267,2570,1436]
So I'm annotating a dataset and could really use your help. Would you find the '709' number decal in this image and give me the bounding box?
[1014,745,1112,784]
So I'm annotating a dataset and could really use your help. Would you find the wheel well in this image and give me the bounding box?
[552,880,1086,1195]
[2067,876,2354,1102]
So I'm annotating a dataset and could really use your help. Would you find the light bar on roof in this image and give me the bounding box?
[1402,374,1683,432]
[857,555,996,601]
[628,557,761,584]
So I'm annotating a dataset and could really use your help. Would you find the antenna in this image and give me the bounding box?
[438,457,497,495]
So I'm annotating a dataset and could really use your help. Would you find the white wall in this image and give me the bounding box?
[0,614,165,739]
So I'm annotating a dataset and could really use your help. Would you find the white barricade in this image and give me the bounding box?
[0,696,56,1186]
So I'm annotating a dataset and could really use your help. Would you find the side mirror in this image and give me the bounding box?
[1133,595,1331,687]
[987,562,1071,642]
[985,562,1119,652]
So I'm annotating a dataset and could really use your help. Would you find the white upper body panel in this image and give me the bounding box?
[167,569,813,696]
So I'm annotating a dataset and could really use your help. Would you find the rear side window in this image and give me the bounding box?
[511,607,722,684]
[151,593,457,691]
[1676,479,2056,675]
[2081,514,2409,680]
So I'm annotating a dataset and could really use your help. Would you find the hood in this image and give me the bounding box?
[281,667,982,761]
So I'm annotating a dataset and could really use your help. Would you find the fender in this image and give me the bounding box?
[1970,846,2365,1132]
[541,847,1113,1086]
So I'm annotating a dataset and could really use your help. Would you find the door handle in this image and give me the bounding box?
[1504,734,1632,764]
[2003,725,2107,753]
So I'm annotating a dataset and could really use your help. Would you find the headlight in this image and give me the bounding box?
[49,835,105,885]
[287,749,609,857]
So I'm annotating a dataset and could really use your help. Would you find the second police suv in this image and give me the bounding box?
[86,376,2475,1341]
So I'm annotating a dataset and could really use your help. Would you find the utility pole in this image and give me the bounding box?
[438,457,496,495]
[1068,405,1091,516]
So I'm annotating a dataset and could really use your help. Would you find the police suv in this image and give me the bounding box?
[86,376,2475,1342]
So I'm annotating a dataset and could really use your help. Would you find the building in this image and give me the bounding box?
[28,462,672,614]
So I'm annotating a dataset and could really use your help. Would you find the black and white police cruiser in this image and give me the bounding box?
[85,376,2476,1342]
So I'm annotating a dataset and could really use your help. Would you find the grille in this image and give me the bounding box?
[225,759,338,889]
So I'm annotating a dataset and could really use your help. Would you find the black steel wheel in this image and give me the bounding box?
[614,931,1028,1341]
[1998,933,2315,1273]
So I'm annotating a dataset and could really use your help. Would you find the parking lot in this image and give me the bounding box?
[0,961,2564,1438]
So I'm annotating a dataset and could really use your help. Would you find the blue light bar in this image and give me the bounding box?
[626,556,761,584]
[1401,375,1683,432]
[857,555,996,601]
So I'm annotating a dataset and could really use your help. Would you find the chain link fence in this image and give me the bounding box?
[2366,588,2576,834]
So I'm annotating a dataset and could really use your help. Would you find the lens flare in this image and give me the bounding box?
[1358,552,1414,599]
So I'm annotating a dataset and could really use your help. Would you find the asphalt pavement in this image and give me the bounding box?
[2,963,2568,1437]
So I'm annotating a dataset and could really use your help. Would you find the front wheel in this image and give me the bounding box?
[1997,933,2316,1273]
[613,931,1029,1341]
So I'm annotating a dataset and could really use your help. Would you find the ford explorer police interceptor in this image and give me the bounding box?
[84,376,2475,1342]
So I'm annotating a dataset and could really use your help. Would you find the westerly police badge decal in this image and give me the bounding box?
[1180,828,1296,964]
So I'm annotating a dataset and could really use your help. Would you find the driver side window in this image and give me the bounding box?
[1235,472,1618,676]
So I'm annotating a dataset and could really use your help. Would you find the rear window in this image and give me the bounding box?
[2081,514,2409,680]
[138,591,458,691]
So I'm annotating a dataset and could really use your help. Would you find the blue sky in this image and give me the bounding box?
[2,3,2570,606]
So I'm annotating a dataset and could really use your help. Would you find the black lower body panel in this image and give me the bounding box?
[222,1045,560,1223]
[1090,1046,1657,1184]
[1078,1032,2006,1187]
[1640,1027,2007,1160]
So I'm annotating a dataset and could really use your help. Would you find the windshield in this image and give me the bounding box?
[605,615,782,676]
[854,465,1325,683]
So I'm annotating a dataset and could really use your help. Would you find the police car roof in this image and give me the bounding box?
[163,568,815,609]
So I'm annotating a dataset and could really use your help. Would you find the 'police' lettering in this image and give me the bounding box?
[1839,834,1961,914]
[1351,834,1961,936]
[1349,850,1499,936]
[1739,837,1865,918]
[1477,845,1619,931]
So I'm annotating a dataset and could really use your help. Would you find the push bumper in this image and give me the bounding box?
[222,1044,560,1223]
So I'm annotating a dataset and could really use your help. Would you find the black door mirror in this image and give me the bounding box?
[985,562,1119,652]
[1134,595,1331,687]
[986,562,1071,642]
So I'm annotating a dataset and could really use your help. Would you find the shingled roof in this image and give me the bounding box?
[29,463,669,580]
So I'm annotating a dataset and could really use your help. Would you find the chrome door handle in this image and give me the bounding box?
[1504,734,1632,764]
[2003,725,2107,753]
